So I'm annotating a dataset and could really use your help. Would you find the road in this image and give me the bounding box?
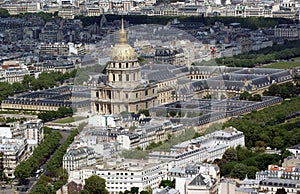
[25,130,70,193]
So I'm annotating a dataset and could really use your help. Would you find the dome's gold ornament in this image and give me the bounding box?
[111,18,137,61]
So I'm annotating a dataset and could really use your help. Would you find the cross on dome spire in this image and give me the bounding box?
[119,18,127,44]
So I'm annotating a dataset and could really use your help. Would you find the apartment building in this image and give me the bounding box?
[149,127,244,167]
[0,61,29,83]
[116,132,141,150]
[287,144,300,157]
[259,178,300,194]
[0,119,44,146]
[63,146,96,172]
[58,6,80,19]
[68,158,168,194]
[256,164,300,181]
[186,173,218,194]
[1,2,41,15]
[274,24,300,40]
[116,121,183,150]
[57,181,83,194]
[0,137,28,178]
[34,61,75,74]
[72,135,119,159]
[22,119,44,145]
[167,163,220,194]
[37,42,86,57]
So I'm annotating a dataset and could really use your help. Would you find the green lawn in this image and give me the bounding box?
[263,61,300,69]
[53,116,87,124]
[292,57,300,61]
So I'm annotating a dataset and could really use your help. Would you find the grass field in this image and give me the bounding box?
[53,116,87,124]
[263,61,300,69]
[292,57,300,61]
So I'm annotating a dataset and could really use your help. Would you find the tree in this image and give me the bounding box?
[230,163,248,180]
[220,161,237,177]
[14,131,62,179]
[236,146,254,161]
[255,141,266,148]
[193,132,202,138]
[144,185,153,194]
[0,8,9,17]
[222,148,238,162]
[168,110,177,117]
[159,179,175,188]
[264,83,297,98]
[242,157,258,167]
[14,162,30,179]
[37,12,60,22]
[22,75,33,88]
[224,97,300,149]
[12,82,25,93]
[44,126,52,135]
[239,91,251,100]
[247,166,259,179]
[0,82,14,101]
[282,150,292,159]
[272,136,284,149]
[255,154,280,170]
[251,94,262,101]
[178,111,184,117]
[83,175,108,194]
[130,187,139,194]
[275,188,287,194]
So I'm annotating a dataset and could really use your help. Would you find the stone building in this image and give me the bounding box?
[92,19,157,114]
[0,138,28,178]
[63,146,96,172]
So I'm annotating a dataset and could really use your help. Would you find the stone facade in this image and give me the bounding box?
[93,19,157,114]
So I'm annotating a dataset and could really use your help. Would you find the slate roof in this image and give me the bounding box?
[260,178,300,187]
[288,144,300,150]
[2,85,90,108]
[64,147,94,158]
[188,174,208,186]
[234,68,282,75]
[146,69,176,83]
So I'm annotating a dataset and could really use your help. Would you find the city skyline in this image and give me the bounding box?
[0,6,300,194]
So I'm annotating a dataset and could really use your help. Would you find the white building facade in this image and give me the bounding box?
[0,137,28,178]
[23,119,44,145]
[149,127,245,167]
[68,159,169,194]
[63,146,96,172]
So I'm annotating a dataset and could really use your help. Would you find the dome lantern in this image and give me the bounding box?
[110,18,137,61]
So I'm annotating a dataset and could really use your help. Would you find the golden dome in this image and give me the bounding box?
[111,19,137,61]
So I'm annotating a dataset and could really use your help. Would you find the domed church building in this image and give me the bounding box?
[92,19,158,114]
